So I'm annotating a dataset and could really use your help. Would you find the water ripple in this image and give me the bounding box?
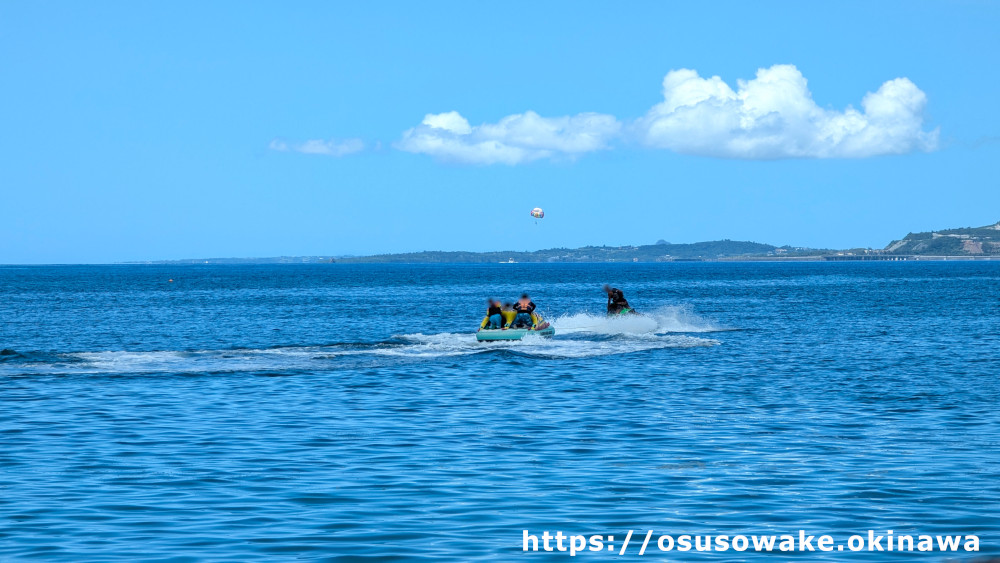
[1,263,998,560]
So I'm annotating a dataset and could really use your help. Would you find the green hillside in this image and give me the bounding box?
[884,221,1000,256]
[338,239,803,263]
[137,221,1000,264]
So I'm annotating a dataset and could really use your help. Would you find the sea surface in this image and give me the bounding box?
[1,262,998,561]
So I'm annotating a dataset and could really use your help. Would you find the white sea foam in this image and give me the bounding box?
[551,305,725,335]
[5,311,723,375]
[373,332,491,358]
[506,333,718,358]
[69,347,332,374]
[394,330,718,359]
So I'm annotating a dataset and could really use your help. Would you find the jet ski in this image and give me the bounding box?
[608,307,639,316]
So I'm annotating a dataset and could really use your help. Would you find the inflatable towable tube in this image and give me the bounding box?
[477,311,554,341]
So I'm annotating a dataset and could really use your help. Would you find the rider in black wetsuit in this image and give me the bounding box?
[603,285,632,315]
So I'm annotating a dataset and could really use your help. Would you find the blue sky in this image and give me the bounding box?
[1,1,998,263]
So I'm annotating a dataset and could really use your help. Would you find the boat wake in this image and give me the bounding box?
[1,307,725,375]
[551,305,730,335]
[393,330,718,360]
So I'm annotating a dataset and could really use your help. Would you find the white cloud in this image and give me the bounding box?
[395,110,621,164]
[269,138,365,157]
[420,111,473,135]
[292,65,936,165]
[633,64,938,159]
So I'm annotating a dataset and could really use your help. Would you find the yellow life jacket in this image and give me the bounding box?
[481,310,518,329]
[481,310,543,328]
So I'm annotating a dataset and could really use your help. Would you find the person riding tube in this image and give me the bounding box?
[510,293,536,328]
[480,299,504,330]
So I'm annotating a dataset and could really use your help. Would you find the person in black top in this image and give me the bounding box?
[481,299,504,330]
[604,284,633,315]
[510,294,536,328]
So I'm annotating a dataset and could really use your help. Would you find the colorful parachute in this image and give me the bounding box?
[530,207,544,219]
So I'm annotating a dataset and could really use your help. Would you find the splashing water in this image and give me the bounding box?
[2,312,722,376]
[551,305,727,335]
[396,331,718,360]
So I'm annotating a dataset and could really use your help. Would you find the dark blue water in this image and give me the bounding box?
[2,263,998,560]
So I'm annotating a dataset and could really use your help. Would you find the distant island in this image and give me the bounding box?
[135,221,1000,264]
[337,240,822,263]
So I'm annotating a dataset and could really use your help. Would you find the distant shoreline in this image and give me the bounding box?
[4,256,1000,266]
[117,221,999,265]
[112,255,1000,265]
[9,220,999,265]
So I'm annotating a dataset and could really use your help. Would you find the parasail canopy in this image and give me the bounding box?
[530,207,544,219]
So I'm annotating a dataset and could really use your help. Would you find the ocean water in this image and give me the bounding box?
[1,262,998,560]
